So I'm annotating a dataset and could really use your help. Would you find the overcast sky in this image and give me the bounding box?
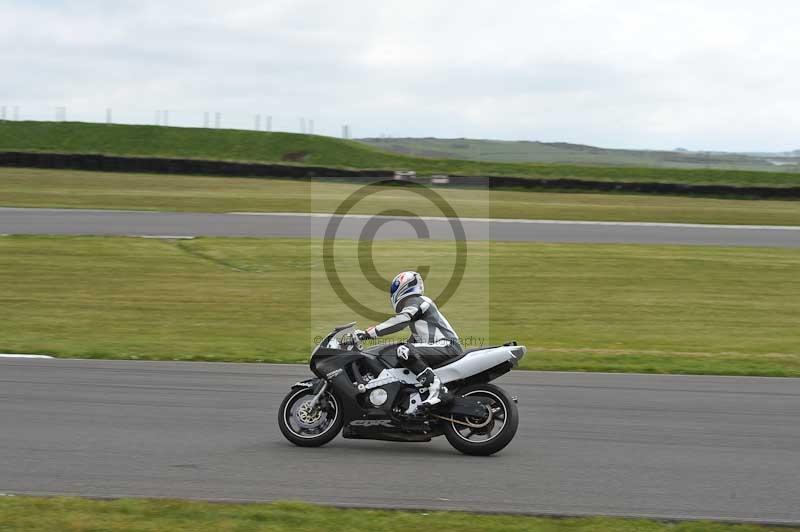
[2,0,799,151]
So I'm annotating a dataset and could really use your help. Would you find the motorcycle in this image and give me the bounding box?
[278,322,526,456]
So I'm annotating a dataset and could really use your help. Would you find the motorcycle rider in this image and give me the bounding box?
[355,271,462,408]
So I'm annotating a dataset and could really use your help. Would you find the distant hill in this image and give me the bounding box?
[359,137,800,172]
[1,120,800,189]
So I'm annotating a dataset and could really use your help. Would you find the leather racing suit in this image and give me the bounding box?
[364,294,463,379]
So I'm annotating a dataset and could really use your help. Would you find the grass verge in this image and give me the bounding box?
[1,168,799,225]
[2,120,800,187]
[1,236,798,376]
[0,497,796,532]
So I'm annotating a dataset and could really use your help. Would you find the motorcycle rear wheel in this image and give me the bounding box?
[278,387,343,447]
[442,383,518,456]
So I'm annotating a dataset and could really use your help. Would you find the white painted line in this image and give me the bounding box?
[0,354,53,359]
[137,235,196,240]
[3,207,796,231]
[227,212,800,231]
[517,369,800,380]
[0,207,167,214]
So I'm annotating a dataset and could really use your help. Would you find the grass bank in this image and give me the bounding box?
[362,136,800,172]
[1,236,798,376]
[2,168,799,225]
[2,121,800,187]
[2,497,795,532]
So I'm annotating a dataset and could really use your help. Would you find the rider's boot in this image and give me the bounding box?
[396,344,451,409]
[417,367,450,408]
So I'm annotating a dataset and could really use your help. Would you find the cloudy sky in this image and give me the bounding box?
[2,0,799,150]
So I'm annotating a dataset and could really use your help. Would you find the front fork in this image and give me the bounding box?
[306,380,329,411]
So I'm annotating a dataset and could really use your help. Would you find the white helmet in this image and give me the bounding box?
[389,271,424,311]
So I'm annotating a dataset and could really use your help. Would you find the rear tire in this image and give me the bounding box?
[442,383,518,456]
[278,387,343,447]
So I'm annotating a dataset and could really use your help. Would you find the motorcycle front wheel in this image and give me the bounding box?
[442,382,518,456]
[278,387,343,447]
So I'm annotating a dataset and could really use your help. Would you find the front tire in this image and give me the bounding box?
[442,383,518,456]
[278,387,343,447]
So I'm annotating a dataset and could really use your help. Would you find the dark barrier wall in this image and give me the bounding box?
[1,151,799,199]
[0,151,394,180]
[447,175,800,199]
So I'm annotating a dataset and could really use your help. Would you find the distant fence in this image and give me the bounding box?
[1,151,799,199]
[446,174,800,200]
[0,151,392,180]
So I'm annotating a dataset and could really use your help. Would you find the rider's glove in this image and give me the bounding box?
[354,328,375,341]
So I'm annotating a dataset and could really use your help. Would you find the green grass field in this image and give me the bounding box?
[1,497,792,532]
[2,168,799,225]
[2,120,800,187]
[1,235,798,376]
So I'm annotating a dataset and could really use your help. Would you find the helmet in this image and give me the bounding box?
[389,271,424,311]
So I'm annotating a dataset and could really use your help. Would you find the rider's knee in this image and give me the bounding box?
[397,344,410,360]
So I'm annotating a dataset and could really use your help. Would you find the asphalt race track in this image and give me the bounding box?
[1,358,798,524]
[1,207,799,246]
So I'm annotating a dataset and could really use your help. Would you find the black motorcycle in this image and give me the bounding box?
[278,323,526,456]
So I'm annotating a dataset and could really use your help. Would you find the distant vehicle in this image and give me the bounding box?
[278,322,525,456]
[393,170,416,181]
[430,174,450,185]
